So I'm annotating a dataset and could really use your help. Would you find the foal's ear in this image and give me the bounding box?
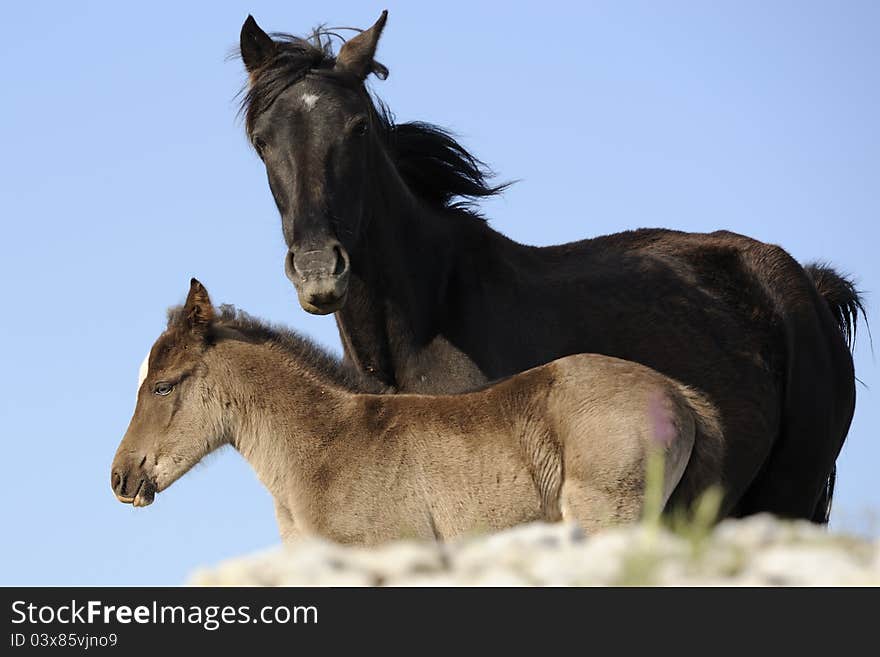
[240,15,276,73]
[183,278,215,338]
[335,10,389,80]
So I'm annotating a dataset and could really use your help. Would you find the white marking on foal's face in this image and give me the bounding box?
[136,352,149,400]
[301,93,320,111]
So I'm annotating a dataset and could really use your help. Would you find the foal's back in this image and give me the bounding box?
[314,353,721,543]
[317,386,549,542]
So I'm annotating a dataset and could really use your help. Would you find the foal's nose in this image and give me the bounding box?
[111,467,129,499]
[111,461,143,501]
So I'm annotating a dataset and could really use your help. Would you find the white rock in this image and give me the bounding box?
[750,545,869,586]
[187,517,879,587]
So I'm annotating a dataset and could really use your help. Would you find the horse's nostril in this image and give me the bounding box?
[111,471,121,491]
[286,250,298,278]
[332,245,348,276]
[288,245,348,281]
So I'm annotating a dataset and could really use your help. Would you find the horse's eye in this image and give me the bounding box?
[253,137,267,158]
[350,119,369,137]
[154,382,174,396]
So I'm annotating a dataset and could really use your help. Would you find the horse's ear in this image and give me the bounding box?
[240,15,276,73]
[183,278,215,338]
[335,10,389,80]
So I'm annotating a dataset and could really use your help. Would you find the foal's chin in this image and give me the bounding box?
[114,479,157,508]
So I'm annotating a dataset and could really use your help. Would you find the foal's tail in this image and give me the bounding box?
[803,262,866,523]
[666,385,726,512]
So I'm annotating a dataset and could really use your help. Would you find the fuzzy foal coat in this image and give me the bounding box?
[112,286,723,544]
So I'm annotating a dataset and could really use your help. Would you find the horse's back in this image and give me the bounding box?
[532,228,855,520]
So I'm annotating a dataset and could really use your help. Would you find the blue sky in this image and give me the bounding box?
[1,1,877,585]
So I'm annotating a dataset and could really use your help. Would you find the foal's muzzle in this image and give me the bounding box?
[111,461,156,508]
[285,242,351,315]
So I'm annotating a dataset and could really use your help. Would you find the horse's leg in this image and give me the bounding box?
[736,312,854,522]
[811,465,836,524]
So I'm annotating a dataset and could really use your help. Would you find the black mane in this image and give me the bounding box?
[239,29,506,221]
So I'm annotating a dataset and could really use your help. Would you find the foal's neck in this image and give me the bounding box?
[209,338,355,501]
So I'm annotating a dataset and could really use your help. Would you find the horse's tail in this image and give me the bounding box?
[666,384,726,513]
[803,263,866,351]
[802,262,866,523]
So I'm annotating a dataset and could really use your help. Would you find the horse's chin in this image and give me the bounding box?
[299,292,348,315]
[295,271,350,315]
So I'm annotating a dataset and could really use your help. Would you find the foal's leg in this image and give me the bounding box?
[560,476,644,532]
[561,416,695,531]
[273,499,300,543]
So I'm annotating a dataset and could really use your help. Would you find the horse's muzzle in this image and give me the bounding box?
[285,244,350,315]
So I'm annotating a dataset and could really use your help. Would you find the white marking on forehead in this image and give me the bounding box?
[301,93,320,111]
[136,352,150,398]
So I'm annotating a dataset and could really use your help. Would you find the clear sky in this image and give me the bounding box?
[1,1,877,585]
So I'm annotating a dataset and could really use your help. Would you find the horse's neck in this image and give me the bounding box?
[337,168,492,392]
[335,275,397,386]
[211,340,353,501]
[365,186,454,333]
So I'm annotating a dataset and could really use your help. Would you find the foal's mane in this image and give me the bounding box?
[170,304,385,393]
[239,28,507,220]
[221,305,387,393]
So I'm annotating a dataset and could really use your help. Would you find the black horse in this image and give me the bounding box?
[238,12,863,521]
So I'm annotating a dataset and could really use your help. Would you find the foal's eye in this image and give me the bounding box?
[154,382,174,396]
[253,137,267,158]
